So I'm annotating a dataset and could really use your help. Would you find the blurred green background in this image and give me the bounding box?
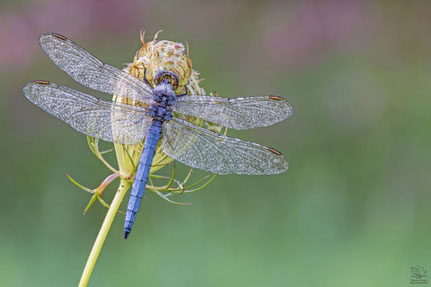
[1,0,431,286]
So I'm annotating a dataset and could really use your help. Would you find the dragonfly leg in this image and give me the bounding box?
[143,66,153,88]
[176,84,188,97]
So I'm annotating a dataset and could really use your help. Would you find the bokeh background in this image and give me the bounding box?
[1,0,431,286]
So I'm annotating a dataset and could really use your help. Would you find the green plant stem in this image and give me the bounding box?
[78,179,131,287]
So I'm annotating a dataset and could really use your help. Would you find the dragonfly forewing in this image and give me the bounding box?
[38,33,154,104]
[172,95,293,130]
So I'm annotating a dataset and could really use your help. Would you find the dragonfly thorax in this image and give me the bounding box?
[150,83,176,122]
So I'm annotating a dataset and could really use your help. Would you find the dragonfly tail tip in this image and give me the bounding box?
[123,230,130,239]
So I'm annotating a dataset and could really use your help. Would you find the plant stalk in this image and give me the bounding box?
[78,179,131,287]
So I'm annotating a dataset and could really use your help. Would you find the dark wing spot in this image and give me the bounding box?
[268,147,283,156]
[34,80,50,85]
[52,33,68,41]
[269,95,284,101]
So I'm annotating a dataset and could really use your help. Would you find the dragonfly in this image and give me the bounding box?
[23,33,293,239]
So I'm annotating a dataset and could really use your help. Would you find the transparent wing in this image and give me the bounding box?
[38,33,153,103]
[23,80,151,145]
[172,95,293,130]
[161,117,288,175]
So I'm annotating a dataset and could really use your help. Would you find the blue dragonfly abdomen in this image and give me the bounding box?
[124,120,162,239]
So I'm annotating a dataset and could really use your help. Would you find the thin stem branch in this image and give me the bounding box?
[78,179,131,287]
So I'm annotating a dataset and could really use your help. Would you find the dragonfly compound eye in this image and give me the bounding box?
[154,70,179,90]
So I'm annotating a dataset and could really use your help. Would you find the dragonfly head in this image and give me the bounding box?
[154,70,180,90]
